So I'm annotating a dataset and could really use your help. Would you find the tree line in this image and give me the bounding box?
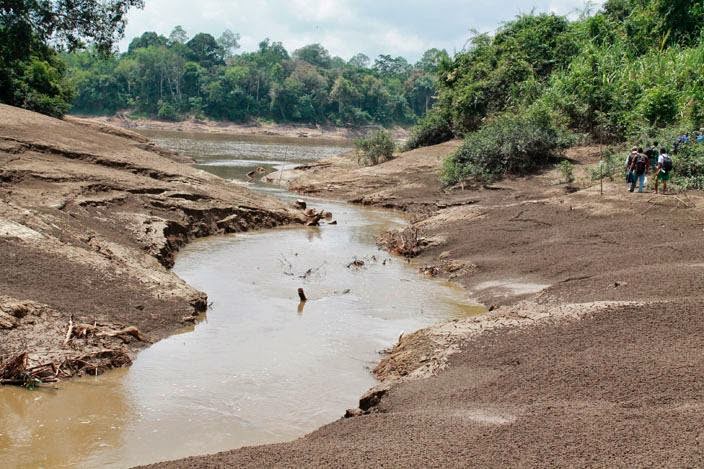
[65,27,445,126]
[401,0,704,189]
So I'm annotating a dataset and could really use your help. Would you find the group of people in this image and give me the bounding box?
[673,129,704,152]
[625,142,673,194]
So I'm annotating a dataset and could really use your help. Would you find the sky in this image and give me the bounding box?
[120,0,606,62]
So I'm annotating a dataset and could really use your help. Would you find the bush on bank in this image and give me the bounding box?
[442,106,572,184]
[403,111,454,151]
[355,130,395,166]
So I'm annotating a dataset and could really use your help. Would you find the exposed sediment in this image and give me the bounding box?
[0,104,304,380]
[150,142,704,467]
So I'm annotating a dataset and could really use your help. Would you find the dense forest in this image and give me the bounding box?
[65,29,446,126]
[404,0,704,188]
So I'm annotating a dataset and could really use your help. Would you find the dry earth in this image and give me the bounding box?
[76,114,409,141]
[0,104,304,380]
[151,142,704,467]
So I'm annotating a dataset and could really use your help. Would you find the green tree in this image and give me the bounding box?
[217,29,241,61]
[169,26,188,45]
[128,32,168,53]
[293,43,332,68]
[186,33,225,68]
[348,53,370,68]
[1,0,143,116]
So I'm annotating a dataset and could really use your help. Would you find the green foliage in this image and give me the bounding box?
[639,86,679,127]
[64,32,441,125]
[157,100,180,121]
[394,1,704,192]
[404,111,454,150]
[433,13,579,135]
[0,0,143,117]
[589,149,622,181]
[672,144,704,190]
[558,160,575,183]
[355,130,395,166]
[186,33,225,68]
[442,106,572,184]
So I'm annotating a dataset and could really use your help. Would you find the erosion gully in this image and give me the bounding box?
[0,130,483,468]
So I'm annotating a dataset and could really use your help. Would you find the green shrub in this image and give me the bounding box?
[670,142,704,190]
[558,160,575,183]
[589,149,621,181]
[442,106,572,184]
[638,86,679,127]
[404,111,454,150]
[157,100,180,121]
[355,130,395,166]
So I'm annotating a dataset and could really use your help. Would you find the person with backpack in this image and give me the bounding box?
[654,147,673,194]
[625,146,638,190]
[629,147,650,193]
[646,141,659,169]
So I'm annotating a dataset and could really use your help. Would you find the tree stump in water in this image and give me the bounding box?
[297,288,307,302]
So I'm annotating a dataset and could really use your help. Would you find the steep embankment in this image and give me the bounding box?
[0,104,303,380]
[152,143,704,467]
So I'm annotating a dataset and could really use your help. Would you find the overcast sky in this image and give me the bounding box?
[120,0,606,62]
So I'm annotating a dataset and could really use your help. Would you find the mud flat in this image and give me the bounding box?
[0,104,303,378]
[151,143,704,467]
[73,114,409,142]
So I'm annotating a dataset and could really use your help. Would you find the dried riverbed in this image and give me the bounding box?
[0,129,482,468]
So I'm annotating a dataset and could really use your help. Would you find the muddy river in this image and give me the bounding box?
[0,132,482,468]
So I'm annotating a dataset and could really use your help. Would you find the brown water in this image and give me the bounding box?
[0,132,483,468]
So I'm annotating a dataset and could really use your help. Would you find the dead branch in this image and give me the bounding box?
[63,316,74,345]
[96,326,149,343]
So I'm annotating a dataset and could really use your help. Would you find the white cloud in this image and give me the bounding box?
[120,0,606,61]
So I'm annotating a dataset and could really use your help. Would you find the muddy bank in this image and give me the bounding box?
[72,114,409,142]
[152,142,704,466]
[0,104,304,380]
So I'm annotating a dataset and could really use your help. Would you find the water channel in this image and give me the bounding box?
[0,131,482,468]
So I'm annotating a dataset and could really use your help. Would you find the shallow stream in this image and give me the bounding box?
[0,132,482,468]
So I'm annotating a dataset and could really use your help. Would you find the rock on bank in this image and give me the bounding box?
[0,104,302,378]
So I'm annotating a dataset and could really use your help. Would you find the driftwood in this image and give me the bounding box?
[58,349,132,376]
[96,326,149,343]
[63,316,74,345]
[378,227,422,258]
[303,208,332,227]
[0,352,60,387]
[65,322,149,343]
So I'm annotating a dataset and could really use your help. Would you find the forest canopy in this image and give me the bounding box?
[64,28,446,126]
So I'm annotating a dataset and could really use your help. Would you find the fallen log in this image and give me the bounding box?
[96,326,150,343]
[0,352,60,387]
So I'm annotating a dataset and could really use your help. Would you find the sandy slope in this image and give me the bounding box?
[150,143,704,467]
[0,104,304,377]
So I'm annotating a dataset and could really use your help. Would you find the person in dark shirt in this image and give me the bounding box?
[629,147,650,193]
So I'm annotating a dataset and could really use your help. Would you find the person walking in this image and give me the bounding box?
[646,141,659,169]
[625,146,638,190]
[654,147,672,194]
[629,147,650,193]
